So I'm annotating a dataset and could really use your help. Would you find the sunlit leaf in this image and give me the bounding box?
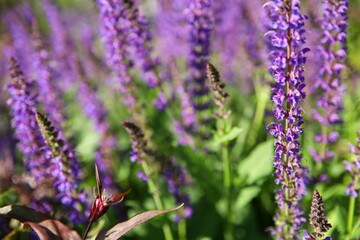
[25,220,81,240]
[0,205,48,223]
[237,140,273,185]
[95,204,183,240]
[0,205,80,240]
[213,127,242,145]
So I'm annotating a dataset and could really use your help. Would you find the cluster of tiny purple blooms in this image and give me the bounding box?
[0,0,357,239]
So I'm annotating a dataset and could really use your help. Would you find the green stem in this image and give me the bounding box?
[223,142,233,240]
[347,176,358,235]
[178,215,187,240]
[248,76,268,148]
[142,161,174,240]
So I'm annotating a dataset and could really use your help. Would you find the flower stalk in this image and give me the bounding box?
[122,121,174,240]
[264,0,309,238]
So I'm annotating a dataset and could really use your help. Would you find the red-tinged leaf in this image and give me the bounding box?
[95,204,184,240]
[24,220,81,240]
[0,205,49,223]
[23,221,60,240]
[0,205,80,240]
[95,163,103,197]
[111,189,131,203]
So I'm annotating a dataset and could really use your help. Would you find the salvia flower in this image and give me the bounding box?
[121,0,161,88]
[310,0,348,164]
[32,22,66,130]
[35,111,86,223]
[185,0,213,113]
[40,0,76,90]
[3,7,34,77]
[163,158,193,220]
[305,190,332,240]
[97,0,136,107]
[6,57,49,181]
[344,131,360,198]
[122,121,150,165]
[264,0,309,238]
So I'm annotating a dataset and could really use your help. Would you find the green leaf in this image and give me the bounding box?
[96,204,183,240]
[234,186,261,211]
[237,140,274,185]
[214,127,242,145]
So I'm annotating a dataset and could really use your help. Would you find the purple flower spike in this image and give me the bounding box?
[185,0,212,111]
[97,0,136,107]
[310,0,348,163]
[264,0,308,238]
[32,23,66,130]
[35,112,87,224]
[6,57,49,181]
[124,2,161,88]
[3,6,34,77]
[344,131,360,198]
[163,158,193,221]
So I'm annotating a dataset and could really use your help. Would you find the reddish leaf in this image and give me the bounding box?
[0,205,80,240]
[24,220,81,240]
[23,221,60,240]
[95,204,183,240]
[0,205,48,223]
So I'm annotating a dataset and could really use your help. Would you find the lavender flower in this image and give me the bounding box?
[310,0,348,163]
[163,158,193,220]
[40,0,77,90]
[264,0,309,238]
[344,131,360,198]
[185,0,212,114]
[154,0,190,64]
[122,121,150,166]
[213,0,266,83]
[35,112,86,223]
[121,0,161,88]
[6,57,49,181]
[32,22,66,130]
[97,0,136,107]
[3,6,34,77]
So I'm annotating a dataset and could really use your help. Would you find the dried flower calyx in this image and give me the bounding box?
[35,112,64,155]
[121,121,150,162]
[309,189,332,239]
[206,63,229,119]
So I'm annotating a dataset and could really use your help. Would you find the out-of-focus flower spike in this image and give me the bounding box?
[121,0,161,88]
[163,158,193,221]
[121,121,149,164]
[32,21,66,130]
[97,0,136,107]
[310,0,348,165]
[3,7,34,77]
[6,57,49,181]
[344,131,360,198]
[35,111,86,223]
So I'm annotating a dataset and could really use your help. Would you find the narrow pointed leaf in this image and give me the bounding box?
[0,205,48,223]
[25,219,81,240]
[23,221,60,240]
[95,204,184,240]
